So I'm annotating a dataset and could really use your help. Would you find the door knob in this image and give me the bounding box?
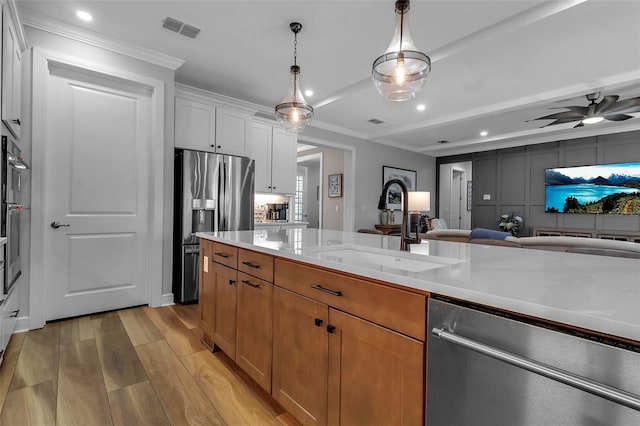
[50,221,70,229]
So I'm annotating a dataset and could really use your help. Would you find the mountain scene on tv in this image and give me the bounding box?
[545,162,640,214]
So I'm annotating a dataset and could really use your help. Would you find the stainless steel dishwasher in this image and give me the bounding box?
[427,298,640,426]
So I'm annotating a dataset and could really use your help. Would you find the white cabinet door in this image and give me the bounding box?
[216,107,250,157]
[271,128,297,194]
[251,122,273,192]
[175,97,216,152]
[2,8,22,139]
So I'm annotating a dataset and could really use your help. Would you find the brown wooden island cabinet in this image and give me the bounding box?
[199,240,428,425]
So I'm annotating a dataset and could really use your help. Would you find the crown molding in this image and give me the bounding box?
[19,8,185,70]
[175,83,260,115]
[421,120,640,157]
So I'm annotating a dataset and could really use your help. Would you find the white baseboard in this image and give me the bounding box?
[155,293,175,307]
[15,315,31,333]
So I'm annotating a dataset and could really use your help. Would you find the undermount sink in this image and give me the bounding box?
[302,245,463,273]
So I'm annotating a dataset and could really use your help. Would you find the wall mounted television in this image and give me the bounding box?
[545,161,640,214]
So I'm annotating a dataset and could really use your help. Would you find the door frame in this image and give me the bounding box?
[29,47,166,329]
[297,135,355,231]
[297,152,323,229]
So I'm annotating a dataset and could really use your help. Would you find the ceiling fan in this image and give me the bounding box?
[528,92,640,128]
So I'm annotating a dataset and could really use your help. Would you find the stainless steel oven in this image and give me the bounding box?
[2,136,27,295]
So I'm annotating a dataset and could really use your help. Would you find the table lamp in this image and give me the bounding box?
[408,191,431,240]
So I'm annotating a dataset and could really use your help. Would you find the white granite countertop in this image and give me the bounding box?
[197,229,640,342]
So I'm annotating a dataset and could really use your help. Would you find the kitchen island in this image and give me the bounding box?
[197,228,640,425]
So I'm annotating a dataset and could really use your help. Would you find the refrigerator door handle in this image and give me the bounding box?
[431,327,640,412]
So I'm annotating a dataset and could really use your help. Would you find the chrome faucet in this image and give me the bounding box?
[377,179,421,251]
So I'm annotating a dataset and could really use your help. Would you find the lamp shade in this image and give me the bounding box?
[408,191,430,212]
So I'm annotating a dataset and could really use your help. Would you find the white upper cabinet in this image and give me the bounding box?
[250,122,297,195]
[270,128,297,195]
[174,86,256,156]
[215,107,251,157]
[175,97,216,151]
[2,5,22,139]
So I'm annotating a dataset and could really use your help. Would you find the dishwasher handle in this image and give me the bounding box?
[431,327,640,412]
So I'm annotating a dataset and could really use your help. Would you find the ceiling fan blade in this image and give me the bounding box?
[603,97,640,115]
[595,95,619,114]
[552,105,589,115]
[604,114,633,121]
[574,122,584,128]
[528,111,584,122]
[540,118,581,127]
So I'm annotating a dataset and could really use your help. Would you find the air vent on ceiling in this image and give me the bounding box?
[162,17,201,39]
[368,118,384,124]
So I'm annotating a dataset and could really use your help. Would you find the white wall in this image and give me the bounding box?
[300,127,437,231]
[304,163,320,228]
[21,26,176,321]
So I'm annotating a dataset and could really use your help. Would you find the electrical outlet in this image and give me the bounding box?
[483,194,491,201]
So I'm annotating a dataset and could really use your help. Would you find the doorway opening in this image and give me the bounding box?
[296,151,322,229]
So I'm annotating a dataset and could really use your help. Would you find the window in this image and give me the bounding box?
[294,171,305,221]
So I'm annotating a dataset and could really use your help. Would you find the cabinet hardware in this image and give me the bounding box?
[242,261,261,269]
[241,279,260,289]
[210,144,215,147]
[214,252,230,258]
[432,327,640,412]
[228,279,236,285]
[10,309,19,318]
[326,324,336,334]
[314,318,323,327]
[310,284,342,297]
[217,145,221,149]
[11,119,20,125]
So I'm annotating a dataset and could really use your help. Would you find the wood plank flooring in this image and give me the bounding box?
[0,305,299,426]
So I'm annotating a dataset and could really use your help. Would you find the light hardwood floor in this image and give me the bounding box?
[0,304,300,426]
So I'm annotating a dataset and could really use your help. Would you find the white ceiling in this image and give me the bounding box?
[16,0,640,156]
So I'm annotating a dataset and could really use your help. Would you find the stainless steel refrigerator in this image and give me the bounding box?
[173,149,254,303]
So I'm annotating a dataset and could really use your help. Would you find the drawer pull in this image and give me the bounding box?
[214,252,230,258]
[242,261,261,269]
[228,279,236,286]
[314,318,324,327]
[241,279,260,289]
[311,284,342,297]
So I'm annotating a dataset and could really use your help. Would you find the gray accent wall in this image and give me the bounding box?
[439,131,640,236]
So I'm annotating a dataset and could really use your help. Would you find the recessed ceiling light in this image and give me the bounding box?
[76,10,93,22]
[416,104,426,111]
[304,89,314,97]
[480,130,488,137]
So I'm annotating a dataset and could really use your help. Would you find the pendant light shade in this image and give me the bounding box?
[275,22,314,133]
[372,0,431,101]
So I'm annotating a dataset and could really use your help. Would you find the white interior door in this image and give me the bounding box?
[42,63,152,321]
[450,170,463,229]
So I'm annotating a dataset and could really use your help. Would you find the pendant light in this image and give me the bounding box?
[372,0,431,101]
[275,22,314,132]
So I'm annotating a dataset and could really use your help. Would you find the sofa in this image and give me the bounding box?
[423,229,640,259]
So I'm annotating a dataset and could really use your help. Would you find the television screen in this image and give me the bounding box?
[545,161,640,214]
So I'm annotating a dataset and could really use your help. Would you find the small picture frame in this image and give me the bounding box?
[328,173,343,198]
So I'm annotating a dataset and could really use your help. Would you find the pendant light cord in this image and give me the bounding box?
[399,7,404,51]
[293,31,298,67]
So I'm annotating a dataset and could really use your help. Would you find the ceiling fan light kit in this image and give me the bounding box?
[372,0,431,101]
[529,92,640,128]
[275,22,314,133]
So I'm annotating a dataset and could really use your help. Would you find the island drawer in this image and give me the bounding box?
[275,259,426,341]
[211,242,238,269]
[238,249,274,282]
